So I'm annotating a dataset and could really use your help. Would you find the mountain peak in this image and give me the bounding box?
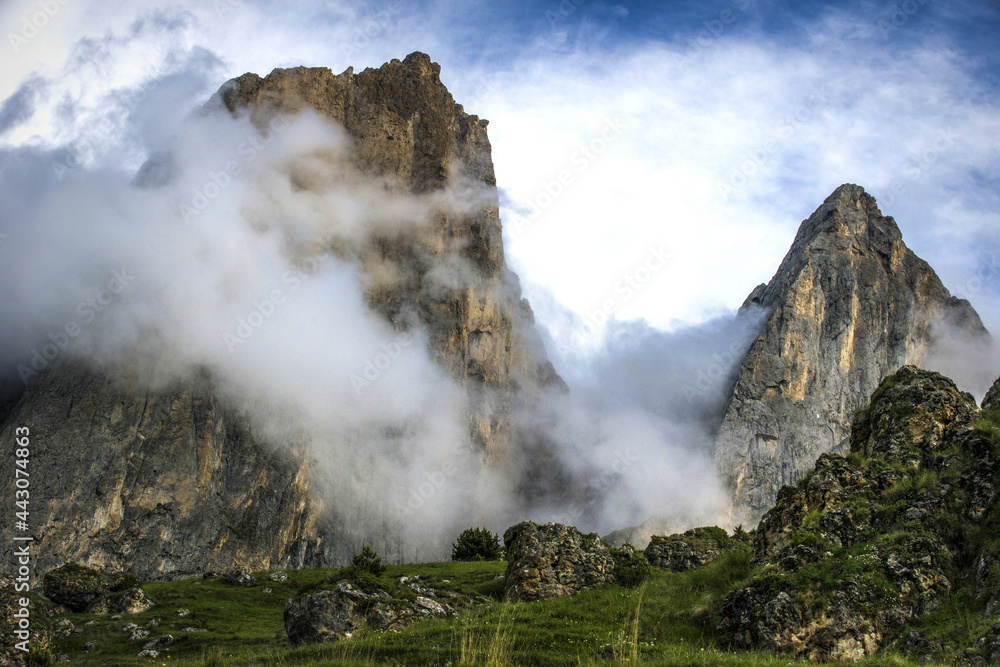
[717,184,988,525]
[749,184,902,311]
[790,183,900,254]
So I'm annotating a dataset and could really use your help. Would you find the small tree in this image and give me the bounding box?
[452,527,504,561]
[733,524,752,545]
[351,544,386,576]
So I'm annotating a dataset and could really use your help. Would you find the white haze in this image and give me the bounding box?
[0,62,759,561]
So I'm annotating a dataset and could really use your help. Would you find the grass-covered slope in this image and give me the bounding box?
[43,555,934,666]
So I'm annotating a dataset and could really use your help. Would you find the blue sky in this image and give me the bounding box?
[2,0,999,345]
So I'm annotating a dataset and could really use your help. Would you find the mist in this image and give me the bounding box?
[923,321,1000,404]
[0,57,772,563]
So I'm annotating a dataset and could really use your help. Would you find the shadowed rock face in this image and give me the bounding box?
[0,363,327,580]
[716,184,988,525]
[0,53,558,580]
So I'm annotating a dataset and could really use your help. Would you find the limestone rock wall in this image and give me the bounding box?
[0,362,326,580]
[215,52,559,458]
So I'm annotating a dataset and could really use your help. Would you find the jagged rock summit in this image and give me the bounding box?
[0,53,557,580]
[716,184,988,525]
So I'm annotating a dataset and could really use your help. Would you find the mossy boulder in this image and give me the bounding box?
[503,522,614,602]
[719,366,998,662]
[284,579,454,646]
[42,562,112,612]
[610,545,652,587]
[87,587,155,615]
[644,526,749,572]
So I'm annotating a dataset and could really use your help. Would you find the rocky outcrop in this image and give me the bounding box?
[42,563,112,613]
[503,522,614,602]
[227,568,257,588]
[88,587,154,615]
[718,366,1000,662]
[285,585,363,645]
[716,184,988,525]
[284,579,454,645]
[644,526,749,572]
[984,376,1000,412]
[0,53,558,578]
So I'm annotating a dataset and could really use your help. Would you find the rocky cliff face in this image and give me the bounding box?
[0,362,327,580]
[213,52,560,457]
[0,53,556,579]
[716,184,988,525]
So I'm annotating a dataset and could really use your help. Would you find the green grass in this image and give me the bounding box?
[972,408,1000,445]
[45,557,949,666]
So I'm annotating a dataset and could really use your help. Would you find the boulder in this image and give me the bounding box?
[644,526,748,572]
[142,635,174,651]
[284,580,453,645]
[88,587,154,615]
[285,588,359,645]
[503,522,614,602]
[42,563,112,612]
[227,567,256,587]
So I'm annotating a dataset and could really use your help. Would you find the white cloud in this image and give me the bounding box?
[8,3,995,341]
[444,24,1000,339]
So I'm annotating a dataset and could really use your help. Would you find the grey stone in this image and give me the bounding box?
[142,635,174,651]
[227,567,256,587]
[503,522,614,602]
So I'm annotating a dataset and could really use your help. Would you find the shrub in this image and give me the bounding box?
[611,545,651,588]
[351,570,384,594]
[351,545,386,577]
[112,573,142,592]
[452,527,504,562]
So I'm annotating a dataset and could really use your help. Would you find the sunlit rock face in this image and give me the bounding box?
[217,51,561,459]
[716,183,988,525]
